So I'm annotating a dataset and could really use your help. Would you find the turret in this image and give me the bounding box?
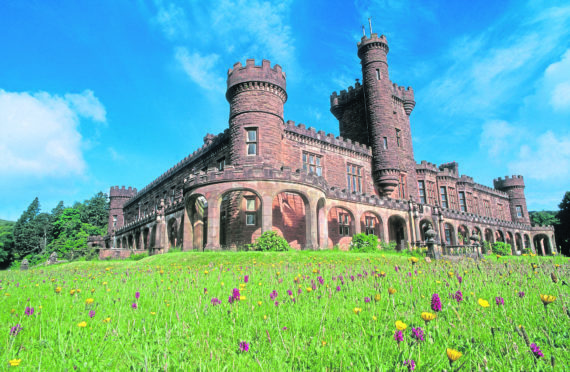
[226,59,287,168]
[493,175,530,224]
[108,186,137,236]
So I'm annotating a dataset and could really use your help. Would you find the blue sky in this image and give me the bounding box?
[1,0,569,221]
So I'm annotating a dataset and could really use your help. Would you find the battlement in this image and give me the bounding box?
[416,160,438,173]
[284,120,372,157]
[458,175,474,184]
[357,33,389,58]
[330,81,363,107]
[110,186,137,198]
[439,162,459,174]
[227,59,286,94]
[493,175,525,190]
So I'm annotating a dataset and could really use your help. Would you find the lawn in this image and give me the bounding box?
[1,251,568,370]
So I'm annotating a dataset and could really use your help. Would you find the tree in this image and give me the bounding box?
[81,192,109,229]
[556,191,570,256]
[12,197,41,259]
[529,211,559,227]
[49,208,106,260]
[0,220,15,269]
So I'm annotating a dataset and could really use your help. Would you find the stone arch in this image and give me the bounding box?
[328,206,356,250]
[473,226,483,242]
[523,234,531,253]
[419,218,435,243]
[388,215,408,251]
[272,191,309,249]
[167,218,179,248]
[134,230,141,250]
[220,189,263,249]
[457,225,469,245]
[495,230,505,243]
[185,194,208,251]
[317,197,327,248]
[515,233,523,253]
[533,234,552,256]
[142,228,150,250]
[122,236,127,249]
[443,222,455,245]
[484,228,494,244]
[128,234,134,249]
[360,211,383,240]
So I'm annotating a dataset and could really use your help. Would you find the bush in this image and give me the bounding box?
[249,231,290,252]
[481,240,491,254]
[349,233,379,253]
[380,240,397,251]
[492,241,511,256]
[167,246,182,254]
[130,252,149,261]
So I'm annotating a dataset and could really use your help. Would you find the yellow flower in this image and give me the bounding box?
[9,359,21,366]
[436,280,442,284]
[540,294,556,305]
[240,295,246,301]
[11,309,15,314]
[496,254,501,258]
[374,293,381,302]
[103,317,110,323]
[55,287,62,293]
[5,293,10,296]
[421,312,437,322]
[77,321,87,328]
[257,301,262,306]
[446,348,462,363]
[85,298,94,305]
[102,282,108,286]
[276,272,280,276]
[388,287,396,295]
[150,312,156,315]
[204,270,208,275]
[448,271,454,277]
[395,320,407,330]
[91,289,95,293]
[306,287,312,292]
[379,271,386,277]
[69,289,76,295]
[409,257,419,264]
[263,315,267,320]
[321,340,327,346]
[353,307,362,315]
[372,315,377,321]
[478,298,490,308]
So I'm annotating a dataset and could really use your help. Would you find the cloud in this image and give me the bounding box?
[174,48,225,93]
[544,50,570,111]
[154,2,189,40]
[479,120,517,157]
[0,89,106,177]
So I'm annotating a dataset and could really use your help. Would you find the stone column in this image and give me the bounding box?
[354,211,362,235]
[262,195,273,233]
[306,201,319,250]
[319,206,328,249]
[205,194,221,251]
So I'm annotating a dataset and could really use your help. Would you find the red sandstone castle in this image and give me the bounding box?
[100,30,556,258]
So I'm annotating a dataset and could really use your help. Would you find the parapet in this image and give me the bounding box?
[330,81,363,107]
[227,59,286,96]
[110,186,137,198]
[416,160,438,173]
[493,175,525,190]
[438,162,459,176]
[357,33,389,58]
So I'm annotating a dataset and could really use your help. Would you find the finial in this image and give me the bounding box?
[368,17,373,35]
[362,24,366,37]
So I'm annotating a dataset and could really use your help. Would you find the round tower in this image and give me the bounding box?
[493,175,530,224]
[226,59,287,168]
[108,186,137,236]
[357,33,400,194]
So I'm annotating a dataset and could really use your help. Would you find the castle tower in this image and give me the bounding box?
[493,176,531,224]
[108,186,137,236]
[226,59,287,168]
[357,31,419,200]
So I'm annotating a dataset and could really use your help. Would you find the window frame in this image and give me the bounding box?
[440,186,448,209]
[346,163,362,193]
[516,205,523,218]
[338,212,350,236]
[458,191,466,212]
[302,152,323,176]
[245,197,257,226]
[246,128,258,156]
[418,180,426,204]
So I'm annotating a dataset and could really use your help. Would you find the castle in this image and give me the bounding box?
[99,29,556,258]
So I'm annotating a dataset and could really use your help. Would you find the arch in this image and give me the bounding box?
[515,233,523,253]
[220,189,262,248]
[272,191,308,249]
[122,236,127,249]
[457,225,469,245]
[185,194,208,251]
[533,234,552,256]
[167,218,179,248]
[472,226,483,242]
[484,228,494,244]
[419,218,434,243]
[327,206,355,250]
[443,223,455,245]
[360,211,383,240]
[388,215,408,251]
[142,228,150,250]
[495,230,505,243]
[134,230,141,250]
[128,234,134,249]
[523,234,531,253]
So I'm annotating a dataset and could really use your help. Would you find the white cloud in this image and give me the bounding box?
[174,48,225,93]
[0,89,106,176]
[479,120,517,157]
[154,2,189,40]
[508,131,570,180]
[544,50,570,111]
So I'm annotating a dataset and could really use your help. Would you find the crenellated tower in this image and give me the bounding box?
[226,59,287,168]
[493,175,530,224]
[355,31,418,200]
[108,186,137,236]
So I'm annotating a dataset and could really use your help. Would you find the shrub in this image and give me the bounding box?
[492,241,511,256]
[250,231,290,252]
[380,240,397,251]
[130,252,149,261]
[167,246,182,254]
[481,240,491,254]
[349,233,379,253]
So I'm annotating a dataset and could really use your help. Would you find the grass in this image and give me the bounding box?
[1,251,568,370]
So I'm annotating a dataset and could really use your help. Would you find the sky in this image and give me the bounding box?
[1,0,569,221]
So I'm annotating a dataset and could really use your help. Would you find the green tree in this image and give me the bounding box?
[0,220,15,268]
[81,192,109,229]
[49,208,106,260]
[556,191,570,256]
[12,197,42,259]
[529,211,559,227]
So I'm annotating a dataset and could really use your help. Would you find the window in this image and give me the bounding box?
[418,181,426,204]
[246,129,257,155]
[338,212,350,236]
[364,216,375,235]
[383,137,388,150]
[245,197,256,226]
[448,187,458,210]
[498,204,504,220]
[484,200,491,217]
[398,174,406,199]
[444,225,452,245]
[516,205,523,218]
[458,191,466,212]
[347,164,362,193]
[376,69,381,80]
[427,181,437,205]
[473,196,479,215]
[170,189,175,204]
[113,215,117,227]
[396,128,401,147]
[440,186,448,209]
[217,157,226,171]
[302,152,322,176]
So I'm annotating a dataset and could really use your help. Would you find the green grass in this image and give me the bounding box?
[1,251,568,370]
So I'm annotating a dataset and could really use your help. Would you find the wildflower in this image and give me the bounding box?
[77,321,87,328]
[530,343,544,358]
[403,323,418,339]
[478,298,490,308]
[9,359,21,367]
[89,310,96,318]
[232,288,241,301]
[404,359,416,371]
[55,287,62,293]
[103,317,111,323]
[306,287,312,293]
[453,290,463,303]
[150,312,156,315]
[244,275,249,283]
[336,286,341,292]
[421,312,437,322]
[85,298,94,305]
[131,303,138,309]
[135,291,140,299]
[269,290,278,300]
[364,297,371,303]
[274,301,279,307]
[495,297,504,306]
[372,315,377,321]
[394,330,403,344]
[210,298,221,306]
[446,348,462,364]
[540,294,556,306]
[518,291,525,298]
[239,341,250,352]
[408,257,419,264]
[431,293,442,312]
[374,293,381,302]
[388,287,397,295]
[457,275,463,284]
[395,320,407,331]
[10,324,22,336]
[353,307,362,315]
[69,289,76,295]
